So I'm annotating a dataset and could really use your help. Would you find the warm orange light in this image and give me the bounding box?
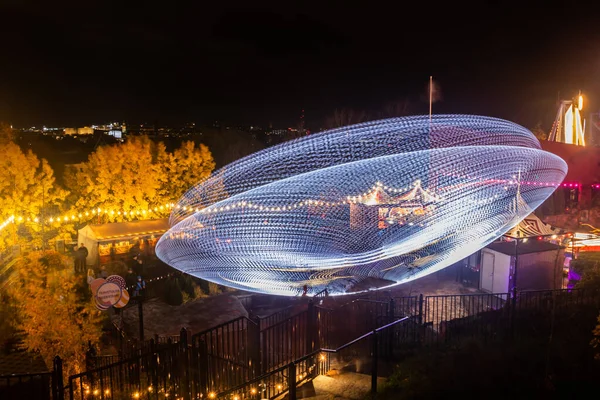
[208,392,216,399]
[250,388,257,394]
[276,384,283,390]
[578,95,583,110]
[93,389,99,395]
[319,354,326,361]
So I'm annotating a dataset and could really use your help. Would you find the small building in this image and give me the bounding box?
[77,218,170,267]
[480,240,565,294]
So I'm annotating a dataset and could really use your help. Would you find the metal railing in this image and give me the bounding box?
[0,371,53,400]
[216,316,413,400]
[61,287,600,400]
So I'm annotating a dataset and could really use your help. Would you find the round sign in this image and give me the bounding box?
[95,282,122,307]
[106,275,127,289]
[90,278,106,296]
[114,289,130,308]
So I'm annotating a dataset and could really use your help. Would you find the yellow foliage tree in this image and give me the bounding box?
[158,141,216,201]
[67,136,215,222]
[7,251,103,378]
[0,141,68,251]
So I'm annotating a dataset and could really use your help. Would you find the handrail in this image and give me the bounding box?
[217,316,412,397]
[257,304,295,321]
[424,292,510,298]
[0,371,52,379]
[260,309,307,332]
[337,298,389,310]
[191,316,256,340]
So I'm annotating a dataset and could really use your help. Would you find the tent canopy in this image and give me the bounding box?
[79,218,170,241]
[506,213,564,238]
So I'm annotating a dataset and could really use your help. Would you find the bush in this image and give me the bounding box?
[164,277,184,306]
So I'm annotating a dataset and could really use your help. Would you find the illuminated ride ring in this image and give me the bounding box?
[156,115,567,296]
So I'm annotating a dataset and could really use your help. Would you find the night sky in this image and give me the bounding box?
[2,1,600,130]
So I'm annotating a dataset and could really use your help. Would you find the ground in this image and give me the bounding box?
[112,292,249,339]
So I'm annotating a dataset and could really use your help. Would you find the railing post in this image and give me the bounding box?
[138,296,145,342]
[52,356,64,400]
[180,328,190,400]
[417,294,423,325]
[418,294,424,345]
[288,362,296,400]
[386,299,395,359]
[248,316,261,377]
[306,300,316,354]
[371,330,378,398]
[149,338,158,394]
[197,338,209,397]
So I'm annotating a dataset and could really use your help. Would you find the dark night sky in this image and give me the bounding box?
[2,1,600,129]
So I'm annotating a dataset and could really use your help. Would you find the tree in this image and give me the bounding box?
[531,122,548,141]
[66,136,215,222]
[0,141,68,251]
[158,140,215,201]
[377,99,411,119]
[323,108,368,129]
[7,251,103,378]
[0,122,15,144]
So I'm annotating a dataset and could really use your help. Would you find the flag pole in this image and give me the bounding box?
[429,76,433,124]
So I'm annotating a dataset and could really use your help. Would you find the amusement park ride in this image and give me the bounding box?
[548,92,586,146]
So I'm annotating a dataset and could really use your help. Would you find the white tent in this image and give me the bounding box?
[77,218,170,266]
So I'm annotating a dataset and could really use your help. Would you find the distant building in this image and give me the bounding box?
[64,126,94,135]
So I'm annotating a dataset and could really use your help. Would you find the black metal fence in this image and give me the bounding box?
[61,287,600,400]
[1,356,64,400]
[190,316,259,395]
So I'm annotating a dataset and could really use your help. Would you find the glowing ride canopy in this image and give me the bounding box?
[156,115,567,296]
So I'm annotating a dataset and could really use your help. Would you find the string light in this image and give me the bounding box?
[4,202,177,227]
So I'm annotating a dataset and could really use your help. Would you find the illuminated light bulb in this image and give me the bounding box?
[319,354,326,361]
[276,384,283,390]
[105,389,110,395]
[148,386,153,392]
[133,392,140,399]
[93,389,99,395]
[208,392,216,398]
[34,217,39,223]
[118,211,121,215]
[233,396,239,400]
[250,388,257,395]
[56,217,61,222]
[78,213,82,218]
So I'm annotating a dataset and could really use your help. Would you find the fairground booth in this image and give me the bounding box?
[77,218,170,267]
[459,213,572,293]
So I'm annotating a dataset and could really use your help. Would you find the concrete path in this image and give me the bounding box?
[300,371,386,400]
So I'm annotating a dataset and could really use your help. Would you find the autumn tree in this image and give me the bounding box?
[531,122,548,141]
[7,251,103,378]
[157,140,215,201]
[0,141,68,251]
[66,136,215,222]
[0,122,15,144]
[323,108,368,129]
